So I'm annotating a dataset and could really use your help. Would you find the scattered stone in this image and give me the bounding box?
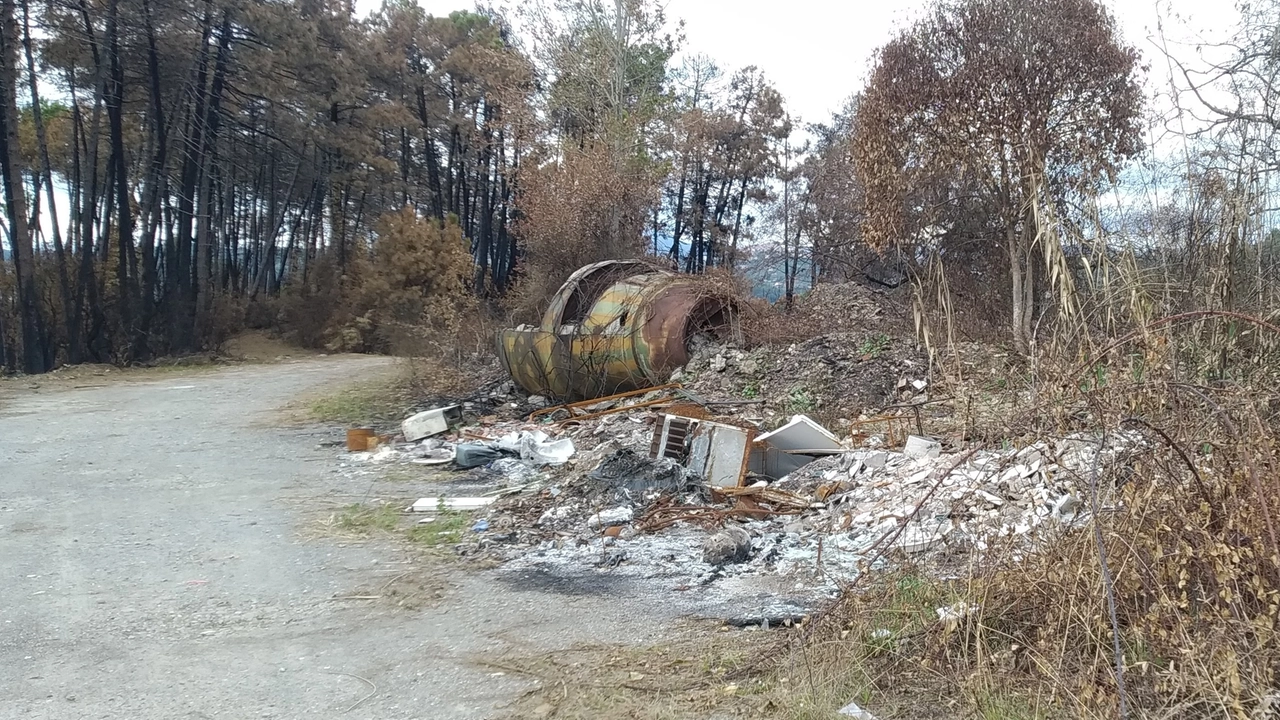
[896,521,952,553]
[587,507,634,529]
[975,489,1005,507]
[711,354,727,372]
[838,700,880,719]
[903,435,941,460]
[703,526,752,565]
[861,451,888,469]
[597,549,627,567]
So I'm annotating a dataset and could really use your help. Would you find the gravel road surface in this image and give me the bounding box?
[0,357,675,719]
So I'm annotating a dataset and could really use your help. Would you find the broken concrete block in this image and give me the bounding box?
[838,700,879,719]
[1016,445,1044,465]
[906,468,932,485]
[903,435,941,460]
[975,489,1005,507]
[702,526,752,565]
[861,451,888,469]
[896,521,952,553]
[587,507,634,529]
[712,354,727,372]
[1000,466,1024,484]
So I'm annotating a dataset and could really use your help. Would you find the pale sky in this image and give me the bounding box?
[362,0,1240,127]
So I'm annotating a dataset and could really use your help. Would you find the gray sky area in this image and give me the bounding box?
[362,0,1240,127]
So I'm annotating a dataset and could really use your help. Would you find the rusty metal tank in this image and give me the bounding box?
[496,260,740,401]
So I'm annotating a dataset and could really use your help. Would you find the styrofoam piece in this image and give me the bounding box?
[408,497,495,512]
[402,405,461,442]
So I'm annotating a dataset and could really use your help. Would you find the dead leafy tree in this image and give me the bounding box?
[853,0,1144,352]
[0,0,784,374]
[800,96,866,283]
[1141,1,1280,331]
[1170,0,1280,154]
[524,0,675,260]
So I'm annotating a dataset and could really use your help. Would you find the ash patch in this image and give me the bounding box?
[497,524,854,619]
[497,563,636,598]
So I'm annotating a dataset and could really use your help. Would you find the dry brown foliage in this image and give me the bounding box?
[310,207,473,356]
[267,205,492,406]
[506,147,657,323]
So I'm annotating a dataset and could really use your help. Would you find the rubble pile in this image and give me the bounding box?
[773,431,1141,559]
[484,430,1139,603]
[336,371,1141,618]
[674,281,923,419]
[681,331,929,426]
[791,281,907,332]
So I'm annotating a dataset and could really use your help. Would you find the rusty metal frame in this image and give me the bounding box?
[527,383,683,424]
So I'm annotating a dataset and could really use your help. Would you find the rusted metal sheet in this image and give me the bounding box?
[496,260,739,401]
[528,383,683,424]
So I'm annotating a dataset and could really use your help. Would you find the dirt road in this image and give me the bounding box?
[0,357,676,720]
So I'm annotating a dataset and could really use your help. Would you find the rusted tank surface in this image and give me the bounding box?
[496,260,740,401]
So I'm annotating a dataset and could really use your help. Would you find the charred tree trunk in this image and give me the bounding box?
[105,0,142,360]
[0,0,44,372]
[21,0,71,358]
